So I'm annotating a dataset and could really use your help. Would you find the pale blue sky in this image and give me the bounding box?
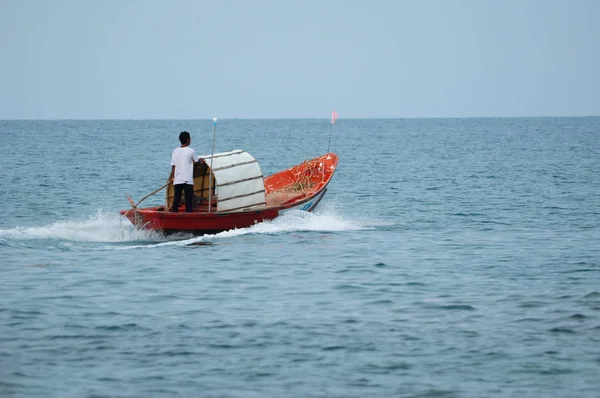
[0,0,598,119]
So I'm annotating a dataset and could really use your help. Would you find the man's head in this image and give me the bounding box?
[179,131,191,145]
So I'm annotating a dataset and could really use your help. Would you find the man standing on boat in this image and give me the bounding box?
[169,131,204,212]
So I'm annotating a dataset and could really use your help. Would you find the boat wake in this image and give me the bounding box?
[0,210,165,244]
[119,204,367,249]
[0,204,370,250]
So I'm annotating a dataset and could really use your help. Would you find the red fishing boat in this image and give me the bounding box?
[120,150,339,235]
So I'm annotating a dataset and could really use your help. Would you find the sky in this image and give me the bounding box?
[0,0,599,119]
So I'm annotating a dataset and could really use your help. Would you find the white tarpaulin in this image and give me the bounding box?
[201,149,266,212]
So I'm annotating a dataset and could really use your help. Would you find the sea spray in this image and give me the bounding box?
[0,210,163,243]
[116,206,366,250]
[0,206,367,251]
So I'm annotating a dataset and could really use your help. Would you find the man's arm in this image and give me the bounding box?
[169,165,175,181]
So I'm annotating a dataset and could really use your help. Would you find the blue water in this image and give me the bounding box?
[1,118,599,397]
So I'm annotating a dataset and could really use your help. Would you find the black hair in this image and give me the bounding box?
[179,131,191,145]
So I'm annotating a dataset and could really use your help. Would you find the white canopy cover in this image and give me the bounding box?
[202,149,266,212]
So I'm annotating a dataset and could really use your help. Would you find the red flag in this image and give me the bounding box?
[331,111,339,125]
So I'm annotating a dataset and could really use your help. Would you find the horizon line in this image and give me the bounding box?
[1,115,599,121]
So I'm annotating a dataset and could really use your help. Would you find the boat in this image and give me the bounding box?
[120,150,339,235]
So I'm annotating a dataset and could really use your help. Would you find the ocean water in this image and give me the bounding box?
[1,118,599,397]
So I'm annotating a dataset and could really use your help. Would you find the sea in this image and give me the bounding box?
[0,118,599,397]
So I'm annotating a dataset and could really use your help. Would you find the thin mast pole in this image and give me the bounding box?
[208,118,217,213]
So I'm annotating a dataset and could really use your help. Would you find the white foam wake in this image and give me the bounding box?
[0,210,163,243]
[0,203,374,248]
[120,203,367,249]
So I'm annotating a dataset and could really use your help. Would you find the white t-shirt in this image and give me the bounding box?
[171,146,199,185]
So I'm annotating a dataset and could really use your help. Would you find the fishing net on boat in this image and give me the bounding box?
[275,159,327,193]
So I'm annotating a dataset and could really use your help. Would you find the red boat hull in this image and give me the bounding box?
[120,207,281,235]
